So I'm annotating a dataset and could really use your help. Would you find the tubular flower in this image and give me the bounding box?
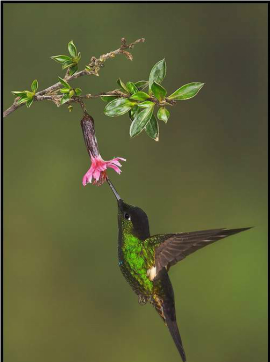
[82,154,126,186]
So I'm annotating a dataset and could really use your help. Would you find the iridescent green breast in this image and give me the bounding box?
[118,229,154,295]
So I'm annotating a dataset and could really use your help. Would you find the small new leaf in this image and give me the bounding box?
[151,81,167,101]
[58,77,70,89]
[149,59,166,91]
[17,97,28,104]
[75,88,82,96]
[126,82,138,95]
[60,94,70,105]
[117,78,129,93]
[168,82,204,100]
[62,60,75,70]
[130,102,154,138]
[26,91,34,100]
[60,88,70,94]
[26,98,34,108]
[145,114,159,141]
[104,98,135,117]
[129,105,139,121]
[130,91,150,101]
[137,101,155,109]
[135,80,148,90]
[68,40,77,58]
[157,107,170,123]
[69,64,78,76]
[31,80,38,93]
[11,91,27,97]
[51,55,72,64]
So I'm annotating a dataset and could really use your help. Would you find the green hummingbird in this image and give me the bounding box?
[107,179,251,361]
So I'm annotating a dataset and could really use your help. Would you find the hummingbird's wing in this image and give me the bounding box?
[147,227,251,276]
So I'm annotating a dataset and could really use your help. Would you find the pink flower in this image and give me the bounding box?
[83,154,126,186]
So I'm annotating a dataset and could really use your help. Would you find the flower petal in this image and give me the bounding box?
[93,168,101,181]
[108,164,122,174]
[108,160,122,167]
[83,155,125,186]
[98,163,108,172]
[82,170,93,186]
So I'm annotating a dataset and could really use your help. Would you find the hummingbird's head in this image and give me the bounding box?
[117,200,150,240]
[107,179,150,240]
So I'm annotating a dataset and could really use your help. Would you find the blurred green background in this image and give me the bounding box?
[3,3,267,362]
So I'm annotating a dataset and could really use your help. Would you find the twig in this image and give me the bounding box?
[3,37,145,118]
[34,90,127,104]
[32,89,176,109]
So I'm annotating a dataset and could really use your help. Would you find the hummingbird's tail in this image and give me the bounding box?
[165,314,187,362]
[152,269,187,361]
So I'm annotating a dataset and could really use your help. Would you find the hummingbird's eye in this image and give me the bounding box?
[124,213,131,220]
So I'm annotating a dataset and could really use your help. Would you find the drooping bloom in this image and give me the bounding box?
[83,154,126,186]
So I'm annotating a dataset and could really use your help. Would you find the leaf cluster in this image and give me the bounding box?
[58,77,82,105]
[12,79,38,108]
[51,40,81,76]
[103,59,204,141]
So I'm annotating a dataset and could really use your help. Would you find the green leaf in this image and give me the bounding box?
[130,102,154,138]
[126,82,138,95]
[69,90,75,97]
[58,76,70,89]
[129,91,149,101]
[68,40,77,58]
[62,60,75,70]
[168,82,204,100]
[17,97,28,104]
[145,114,159,141]
[129,105,139,121]
[149,59,166,91]
[157,107,170,123]
[60,88,70,94]
[151,81,167,101]
[26,91,34,100]
[69,64,78,76]
[135,80,148,90]
[75,88,82,96]
[26,98,34,108]
[104,98,135,117]
[85,65,91,71]
[117,78,129,93]
[12,91,27,97]
[60,94,70,105]
[31,79,38,93]
[51,55,72,64]
[137,101,155,109]
[100,95,118,103]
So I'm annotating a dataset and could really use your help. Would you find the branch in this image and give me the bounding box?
[34,90,127,106]
[33,90,176,108]
[3,37,145,118]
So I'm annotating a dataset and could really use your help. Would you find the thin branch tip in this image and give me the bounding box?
[3,37,145,118]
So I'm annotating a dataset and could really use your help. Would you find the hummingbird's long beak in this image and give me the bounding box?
[107,178,121,201]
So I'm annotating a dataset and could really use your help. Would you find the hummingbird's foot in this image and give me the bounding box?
[138,294,148,305]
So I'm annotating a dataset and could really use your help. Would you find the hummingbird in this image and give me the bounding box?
[107,179,251,361]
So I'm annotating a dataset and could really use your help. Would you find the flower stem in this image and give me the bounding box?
[80,112,100,158]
